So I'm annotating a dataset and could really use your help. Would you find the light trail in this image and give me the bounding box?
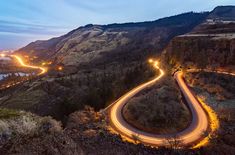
[108,59,217,148]
[10,55,47,75]
[192,97,219,149]
[187,68,235,77]
[0,54,47,90]
[185,68,235,148]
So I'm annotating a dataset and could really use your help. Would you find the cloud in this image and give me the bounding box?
[0,20,70,35]
[0,19,70,50]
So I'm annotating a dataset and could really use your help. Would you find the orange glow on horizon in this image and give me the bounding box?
[0,53,6,57]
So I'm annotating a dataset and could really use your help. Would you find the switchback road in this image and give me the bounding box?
[109,60,211,147]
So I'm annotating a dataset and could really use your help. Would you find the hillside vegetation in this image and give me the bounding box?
[1,12,208,120]
[185,71,235,153]
[1,6,235,154]
[123,77,190,134]
[163,36,235,70]
[162,6,235,71]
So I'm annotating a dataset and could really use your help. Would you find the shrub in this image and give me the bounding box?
[39,116,62,134]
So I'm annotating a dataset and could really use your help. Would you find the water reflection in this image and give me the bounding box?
[0,72,33,81]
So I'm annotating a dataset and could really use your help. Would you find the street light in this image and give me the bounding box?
[148,59,153,63]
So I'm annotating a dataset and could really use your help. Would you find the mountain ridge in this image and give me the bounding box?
[17,11,209,68]
[4,6,234,119]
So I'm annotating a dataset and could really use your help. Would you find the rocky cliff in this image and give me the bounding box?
[163,35,235,70]
[162,6,235,71]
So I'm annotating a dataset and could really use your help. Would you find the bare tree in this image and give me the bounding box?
[131,134,140,144]
[165,135,183,150]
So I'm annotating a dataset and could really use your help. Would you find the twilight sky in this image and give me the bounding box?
[0,0,235,50]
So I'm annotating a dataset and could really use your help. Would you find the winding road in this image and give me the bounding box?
[10,55,47,75]
[0,53,222,147]
[0,54,47,75]
[0,54,47,89]
[109,60,210,147]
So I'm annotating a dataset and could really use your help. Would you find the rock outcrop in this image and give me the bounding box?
[163,35,235,70]
[162,6,235,71]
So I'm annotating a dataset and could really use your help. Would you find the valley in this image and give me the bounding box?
[0,5,235,155]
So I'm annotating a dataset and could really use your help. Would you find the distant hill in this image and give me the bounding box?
[163,6,235,71]
[192,5,235,34]
[17,12,208,70]
[8,11,209,119]
[7,6,235,120]
[16,6,235,70]
[1,6,235,154]
[208,5,235,21]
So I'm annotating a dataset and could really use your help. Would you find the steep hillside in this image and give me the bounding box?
[163,35,235,70]
[192,6,235,34]
[17,12,208,69]
[1,6,235,154]
[123,76,190,134]
[2,107,230,155]
[162,6,235,71]
[208,6,235,21]
[0,12,208,119]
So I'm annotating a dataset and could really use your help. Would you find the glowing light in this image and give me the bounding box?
[0,53,6,57]
[187,68,235,148]
[10,55,47,75]
[148,59,153,63]
[109,59,215,148]
[192,97,219,149]
[58,66,63,71]
[188,68,235,77]
[154,61,159,66]
[187,69,220,148]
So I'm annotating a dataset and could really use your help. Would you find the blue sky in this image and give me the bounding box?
[0,0,235,50]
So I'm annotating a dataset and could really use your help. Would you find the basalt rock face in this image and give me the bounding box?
[162,6,235,71]
[163,36,235,70]
[208,6,235,21]
[192,22,235,34]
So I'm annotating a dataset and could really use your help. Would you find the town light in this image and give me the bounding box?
[58,66,63,71]
[148,59,153,63]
